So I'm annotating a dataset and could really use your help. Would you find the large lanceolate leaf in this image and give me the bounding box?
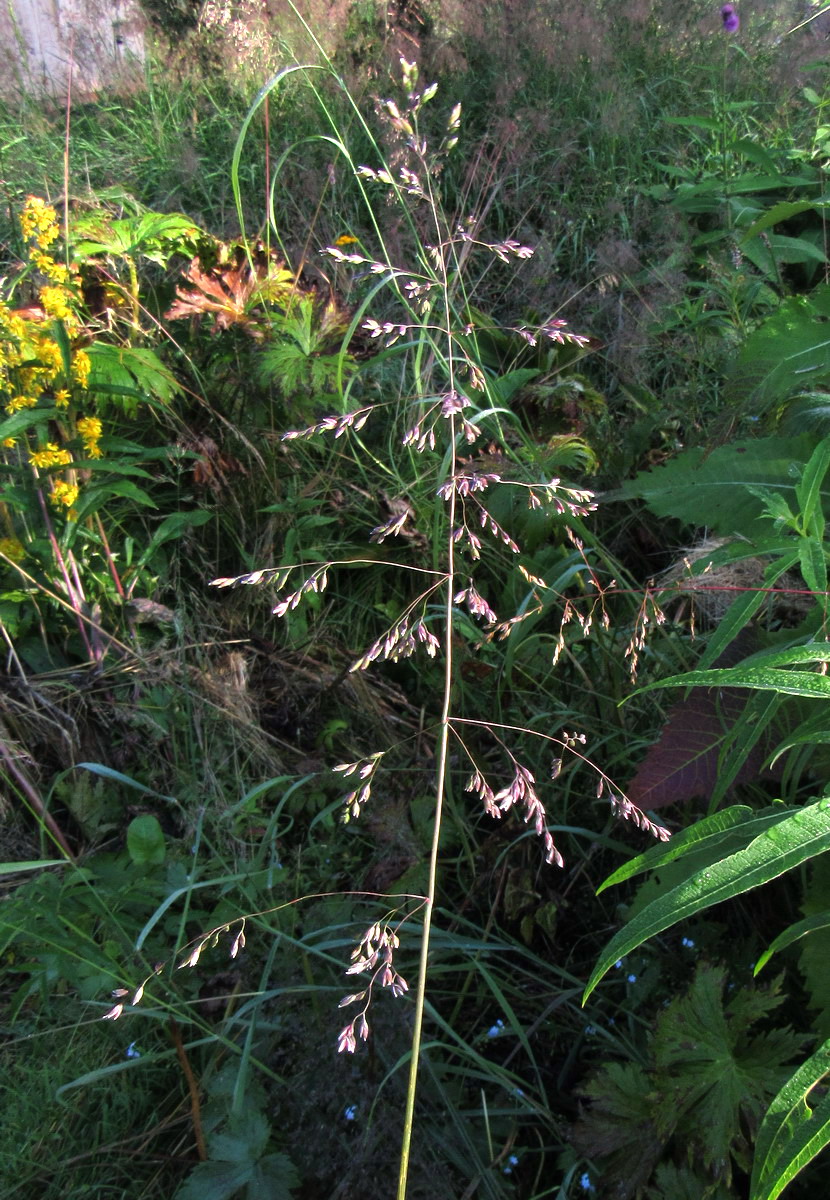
[750,1041,830,1200]
[611,435,821,539]
[631,641,830,702]
[583,793,830,1002]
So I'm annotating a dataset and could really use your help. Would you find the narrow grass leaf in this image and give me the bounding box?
[754,910,830,974]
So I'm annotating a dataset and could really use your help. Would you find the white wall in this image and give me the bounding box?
[1,0,146,99]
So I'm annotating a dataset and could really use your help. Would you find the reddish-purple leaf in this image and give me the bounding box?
[627,689,768,810]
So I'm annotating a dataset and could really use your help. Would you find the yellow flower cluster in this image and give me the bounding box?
[0,306,26,403]
[28,441,73,470]
[0,536,25,562]
[20,196,59,250]
[31,251,70,285]
[40,286,74,323]
[1,197,104,527]
[50,480,79,510]
[77,415,102,458]
[2,330,65,414]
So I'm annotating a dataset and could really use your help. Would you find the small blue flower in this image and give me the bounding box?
[343,1104,358,1121]
[681,937,695,948]
[580,1172,592,1191]
[584,1024,596,1035]
[125,1041,141,1059]
[627,974,637,984]
[487,1019,505,1038]
[614,959,623,969]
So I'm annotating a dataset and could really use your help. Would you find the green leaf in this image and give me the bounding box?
[584,794,830,1002]
[631,643,830,703]
[126,814,166,866]
[798,538,827,600]
[70,478,158,525]
[0,406,58,442]
[176,1159,253,1200]
[76,762,177,803]
[755,910,830,974]
[0,859,68,875]
[653,964,797,1170]
[697,552,800,671]
[210,1112,270,1163]
[612,436,821,540]
[796,437,830,537]
[86,343,182,411]
[751,1041,830,1200]
[728,139,782,173]
[726,288,830,413]
[132,510,212,575]
[598,805,771,893]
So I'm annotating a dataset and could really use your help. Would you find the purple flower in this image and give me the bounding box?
[721,4,740,32]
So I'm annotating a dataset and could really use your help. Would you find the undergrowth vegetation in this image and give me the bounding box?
[4,1,830,1197]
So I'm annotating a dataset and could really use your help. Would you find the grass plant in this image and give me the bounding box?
[3,2,830,1198]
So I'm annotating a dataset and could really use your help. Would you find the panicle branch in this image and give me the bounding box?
[333,751,385,821]
[101,919,248,1021]
[281,405,374,441]
[336,920,410,1054]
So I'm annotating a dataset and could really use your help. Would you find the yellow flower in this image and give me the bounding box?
[54,388,71,408]
[76,415,102,440]
[0,537,25,563]
[2,437,16,448]
[335,234,359,246]
[50,479,79,510]
[72,349,91,389]
[29,442,72,469]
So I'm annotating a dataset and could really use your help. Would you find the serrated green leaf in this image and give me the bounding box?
[175,1159,253,1200]
[251,1153,299,1198]
[612,436,821,540]
[584,795,830,1002]
[652,965,797,1170]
